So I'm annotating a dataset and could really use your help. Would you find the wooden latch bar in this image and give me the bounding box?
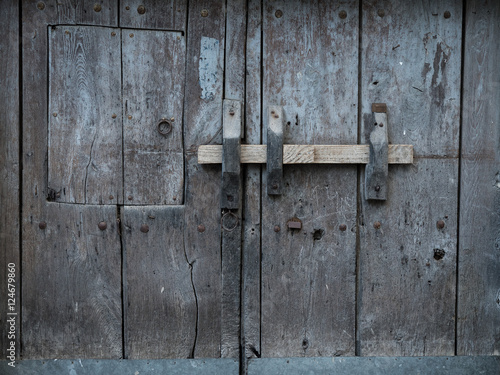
[267,106,284,195]
[221,100,241,209]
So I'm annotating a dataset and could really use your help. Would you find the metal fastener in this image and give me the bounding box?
[170,117,175,122]
[272,183,278,190]
[111,32,116,37]
[157,118,172,136]
[274,225,281,232]
[437,220,445,229]
[197,224,205,233]
[109,195,114,200]
[229,110,235,116]
[339,224,347,231]
[373,221,381,229]
[125,5,130,10]
[37,2,45,10]
[98,221,107,230]
[53,112,57,117]
[375,185,381,192]
[377,9,385,17]
[275,9,283,18]
[128,195,133,200]
[339,10,347,19]
[201,9,209,17]
[379,123,384,127]
[112,113,117,119]
[221,211,239,231]
[137,5,146,14]
[128,115,132,120]
[39,221,47,230]
[444,11,451,19]
[129,33,134,38]
[140,224,149,233]
[94,3,102,12]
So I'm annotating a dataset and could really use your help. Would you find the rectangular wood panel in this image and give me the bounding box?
[261,0,359,357]
[359,0,462,356]
[458,0,500,355]
[48,26,122,205]
[122,29,185,205]
[119,0,187,30]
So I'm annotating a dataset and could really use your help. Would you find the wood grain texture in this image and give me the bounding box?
[267,106,284,195]
[23,204,122,358]
[199,144,413,164]
[359,0,462,356]
[261,0,359,357]
[123,206,197,358]
[119,0,187,31]
[122,29,185,205]
[458,0,500,356]
[76,0,118,26]
[0,0,20,357]
[241,0,262,361]
[48,26,122,205]
[182,0,226,358]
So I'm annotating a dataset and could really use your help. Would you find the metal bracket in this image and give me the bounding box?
[221,100,242,209]
[365,103,389,200]
[267,106,284,195]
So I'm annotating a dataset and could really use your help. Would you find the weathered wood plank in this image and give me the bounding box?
[458,0,500,356]
[123,206,197,358]
[199,144,413,164]
[76,0,118,26]
[241,0,262,362]
[0,0,20,358]
[267,106,284,195]
[365,112,389,200]
[182,0,226,357]
[359,0,462,356]
[122,29,185,205]
[48,26,122,205]
[119,0,187,31]
[261,0,359,357]
[23,204,122,358]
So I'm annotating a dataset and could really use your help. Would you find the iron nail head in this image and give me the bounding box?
[137,5,146,14]
[94,3,102,12]
[274,225,281,232]
[339,224,347,231]
[437,220,445,229]
[339,10,347,19]
[275,9,283,18]
[444,11,451,19]
[39,221,47,230]
[140,224,149,233]
[98,221,107,230]
[198,224,205,233]
[201,9,209,17]
[373,221,381,229]
[37,2,45,10]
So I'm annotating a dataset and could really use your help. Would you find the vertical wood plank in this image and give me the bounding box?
[242,0,262,362]
[48,26,122,205]
[261,0,359,357]
[359,0,462,356]
[122,29,185,205]
[182,0,225,357]
[123,206,197,358]
[458,0,500,356]
[119,0,187,31]
[76,0,118,26]
[0,0,20,358]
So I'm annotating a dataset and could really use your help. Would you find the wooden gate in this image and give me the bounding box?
[1,0,499,374]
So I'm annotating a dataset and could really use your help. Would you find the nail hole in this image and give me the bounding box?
[433,249,445,260]
[313,229,324,241]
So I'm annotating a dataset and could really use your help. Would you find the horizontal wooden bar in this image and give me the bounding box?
[198,144,413,164]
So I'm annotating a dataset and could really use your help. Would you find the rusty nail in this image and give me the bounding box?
[111,32,116,37]
[229,110,235,116]
[128,115,132,119]
[98,221,107,230]
[39,221,47,230]
[94,3,102,12]
[377,9,385,17]
[339,10,347,19]
[129,33,134,38]
[53,112,57,117]
[339,224,347,231]
[275,9,283,18]
[173,196,177,201]
[272,184,278,190]
[437,220,445,229]
[128,195,133,200]
[375,185,381,192]
[373,221,381,229]
[65,30,70,35]
[37,2,45,10]
[109,195,114,200]
[125,5,130,10]
[197,224,205,233]
[444,11,451,19]
[274,114,279,118]
[112,113,117,119]
[271,110,275,114]
[379,123,384,127]
[137,5,146,14]
[201,9,209,17]
[274,225,281,232]
[170,117,175,122]
[140,224,149,233]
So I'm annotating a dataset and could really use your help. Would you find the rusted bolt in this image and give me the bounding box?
[98,221,107,230]
[112,113,117,119]
[339,10,347,19]
[375,185,381,192]
[109,195,114,200]
[201,9,209,17]
[140,224,149,233]
[275,9,283,18]
[94,3,102,12]
[129,33,134,38]
[377,9,385,17]
[39,221,47,230]
[373,221,381,229]
[111,32,116,37]
[437,220,445,229]
[128,195,133,200]
[197,224,205,233]
[125,5,130,10]
[339,224,347,231]
[37,2,45,10]
[137,5,146,14]
[53,112,57,117]
[444,11,451,19]
[128,115,132,120]
[274,225,281,232]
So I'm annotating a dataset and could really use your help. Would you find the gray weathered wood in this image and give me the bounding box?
[119,0,187,30]
[267,106,284,195]
[48,26,122,205]
[76,0,118,26]
[0,0,20,358]
[261,0,359,357]
[365,111,388,200]
[359,0,462,356]
[182,0,226,357]
[221,100,242,210]
[123,206,197,358]
[122,29,185,205]
[457,0,500,356]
